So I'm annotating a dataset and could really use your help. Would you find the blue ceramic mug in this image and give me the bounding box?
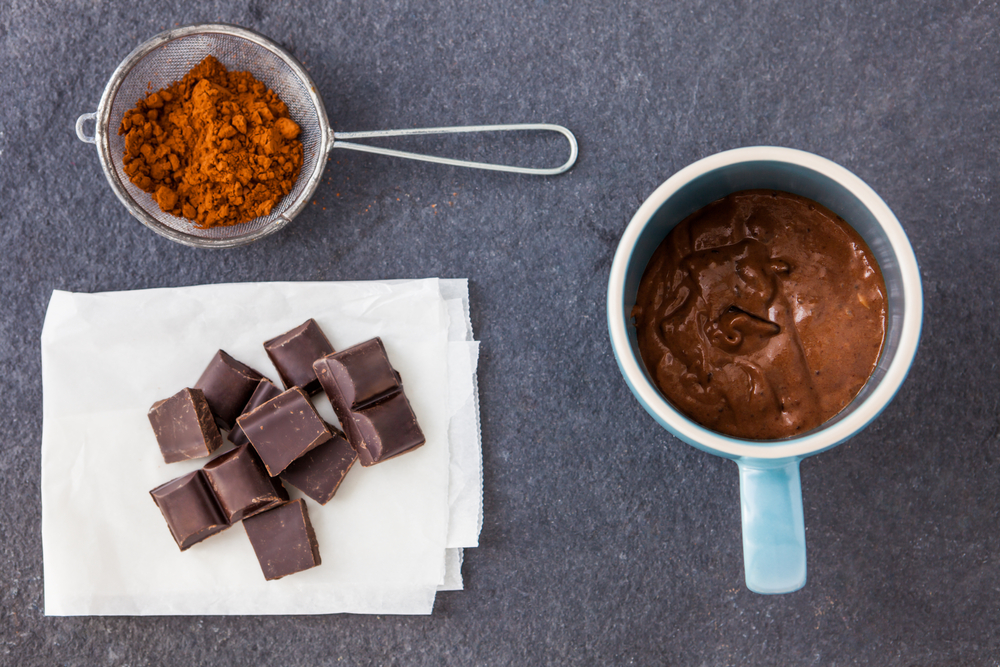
[607,147,922,594]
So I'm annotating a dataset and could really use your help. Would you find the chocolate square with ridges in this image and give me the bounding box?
[243,499,321,580]
[350,392,425,466]
[236,387,332,476]
[150,470,229,551]
[263,318,335,395]
[313,337,425,467]
[280,426,357,505]
[202,444,289,522]
[147,387,223,463]
[229,378,283,448]
[315,337,400,409]
[194,350,265,429]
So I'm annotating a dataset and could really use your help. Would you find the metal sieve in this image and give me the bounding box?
[75,24,578,248]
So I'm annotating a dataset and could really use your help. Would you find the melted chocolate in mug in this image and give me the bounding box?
[632,190,887,440]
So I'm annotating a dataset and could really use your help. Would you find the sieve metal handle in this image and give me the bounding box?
[76,112,98,144]
[330,123,578,176]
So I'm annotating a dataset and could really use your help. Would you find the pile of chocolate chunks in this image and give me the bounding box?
[148,319,425,580]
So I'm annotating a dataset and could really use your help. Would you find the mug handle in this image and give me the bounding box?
[737,459,807,594]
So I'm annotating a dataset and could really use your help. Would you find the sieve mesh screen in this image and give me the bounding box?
[104,30,326,243]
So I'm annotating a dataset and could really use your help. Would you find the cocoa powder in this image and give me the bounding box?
[118,56,303,228]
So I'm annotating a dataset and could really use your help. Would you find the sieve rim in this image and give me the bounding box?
[92,23,331,248]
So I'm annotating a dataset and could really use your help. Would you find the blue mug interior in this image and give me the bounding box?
[622,159,910,445]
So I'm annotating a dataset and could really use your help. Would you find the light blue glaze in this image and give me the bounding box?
[738,460,806,594]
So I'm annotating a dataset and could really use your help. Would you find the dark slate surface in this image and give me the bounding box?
[2,0,998,664]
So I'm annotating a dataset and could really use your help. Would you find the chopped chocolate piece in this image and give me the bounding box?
[202,444,289,522]
[229,378,283,448]
[313,337,425,466]
[243,499,321,580]
[194,350,265,430]
[150,470,229,550]
[350,393,426,465]
[280,426,357,505]
[147,387,224,463]
[236,387,333,476]
[263,318,335,395]
[316,337,401,408]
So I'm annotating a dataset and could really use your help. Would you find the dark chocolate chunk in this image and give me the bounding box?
[150,470,229,550]
[316,337,401,409]
[147,387,224,463]
[350,393,426,465]
[194,350,265,430]
[202,444,288,522]
[243,499,321,580]
[263,319,335,395]
[313,337,425,466]
[229,378,283,448]
[280,426,357,505]
[236,387,333,476]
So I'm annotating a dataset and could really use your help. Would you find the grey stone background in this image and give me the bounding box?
[2,0,998,664]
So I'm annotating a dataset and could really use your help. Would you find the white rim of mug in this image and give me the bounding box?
[607,146,923,460]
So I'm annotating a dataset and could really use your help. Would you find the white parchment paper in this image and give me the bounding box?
[41,279,481,615]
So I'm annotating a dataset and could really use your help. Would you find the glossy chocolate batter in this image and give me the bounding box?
[633,190,887,440]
